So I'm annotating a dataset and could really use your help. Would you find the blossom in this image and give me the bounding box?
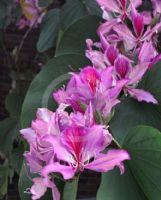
[41,104,130,181]
[20,104,130,200]
[96,0,142,20]
[113,6,161,50]
[16,0,46,29]
[53,66,127,119]
[114,55,158,103]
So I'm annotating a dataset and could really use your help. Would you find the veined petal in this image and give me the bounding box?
[105,46,119,65]
[20,128,36,143]
[114,55,132,79]
[143,22,161,41]
[30,177,47,200]
[139,41,158,64]
[131,6,144,37]
[101,67,113,88]
[41,162,75,180]
[113,24,136,50]
[128,63,148,84]
[127,88,158,104]
[85,150,130,174]
[96,0,120,12]
[42,135,75,164]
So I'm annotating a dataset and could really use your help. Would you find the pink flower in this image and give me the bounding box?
[20,104,130,200]
[30,177,60,200]
[53,66,127,118]
[113,6,161,50]
[41,104,130,181]
[17,0,46,29]
[114,55,158,104]
[96,0,142,20]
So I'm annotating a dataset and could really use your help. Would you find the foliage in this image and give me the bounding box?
[1,0,161,200]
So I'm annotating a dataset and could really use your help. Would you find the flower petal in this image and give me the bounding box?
[85,150,130,174]
[30,177,47,200]
[127,88,158,104]
[96,0,120,12]
[41,162,75,180]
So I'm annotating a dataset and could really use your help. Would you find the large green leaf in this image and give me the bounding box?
[0,161,9,198]
[139,60,161,111]
[110,98,161,145]
[37,9,60,52]
[56,15,101,56]
[0,118,20,154]
[21,54,90,127]
[60,0,101,31]
[5,88,27,119]
[97,126,161,200]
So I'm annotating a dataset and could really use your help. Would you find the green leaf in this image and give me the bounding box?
[110,98,161,145]
[0,118,20,154]
[0,161,9,198]
[21,54,90,127]
[60,0,101,31]
[39,0,53,8]
[56,15,101,56]
[97,126,161,200]
[63,178,79,200]
[139,60,161,111]
[5,89,26,119]
[37,9,60,52]
[10,144,24,175]
[97,166,147,200]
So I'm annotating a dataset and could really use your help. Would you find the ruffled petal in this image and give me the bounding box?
[85,150,130,174]
[127,88,158,104]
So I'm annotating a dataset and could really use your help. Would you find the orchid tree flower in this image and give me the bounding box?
[16,0,46,29]
[96,0,142,20]
[114,55,158,103]
[113,6,161,50]
[20,104,130,200]
[41,104,130,184]
[53,66,127,119]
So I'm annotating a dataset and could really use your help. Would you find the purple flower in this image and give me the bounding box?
[16,0,46,29]
[113,6,161,50]
[114,55,158,104]
[96,0,142,20]
[20,104,130,200]
[53,66,127,119]
[41,104,130,180]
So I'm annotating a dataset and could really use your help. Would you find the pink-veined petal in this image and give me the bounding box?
[30,178,47,200]
[128,63,148,84]
[20,128,36,143]
[139,41,158,64]
[41,162,76,180]
[85,150,130,174]
[96,0,120,12]
[130,0,142,8]
[127,88,158,104]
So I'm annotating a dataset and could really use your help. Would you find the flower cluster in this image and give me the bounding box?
[20,0,161,200]
[16,0,46,29]
[21,104,130,199]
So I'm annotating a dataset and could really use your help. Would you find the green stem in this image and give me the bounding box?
[63,175,80,200]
